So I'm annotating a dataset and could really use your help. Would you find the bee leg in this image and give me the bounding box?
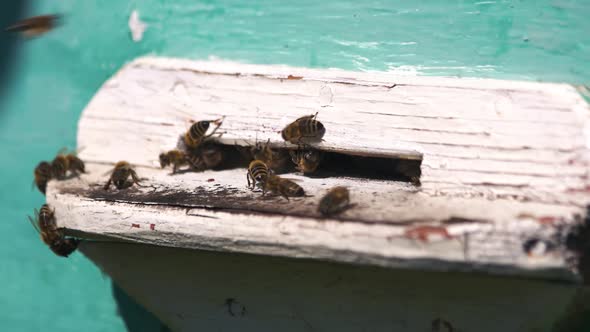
[103,178,112,190]
[130,170,142,186]
[247,173,254,190]
[172,164,178,174]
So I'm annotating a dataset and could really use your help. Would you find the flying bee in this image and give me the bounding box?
[262,175,305,200]
[186,143,224,171]
[27,204,79,257]
[183,117,224,149]
[159,149,189,174]
[318,186,352,216]
[247,160,270,190]
[281,112,325,144]
[51,149,86,179]
[251,139,289,173]
[33,161,53,194]
[104,161,141,190]
[289,149,322,174]
[5,14,60,38]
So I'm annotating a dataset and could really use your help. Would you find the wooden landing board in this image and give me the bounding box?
[47,56,590,282]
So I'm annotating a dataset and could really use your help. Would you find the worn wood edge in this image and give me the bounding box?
[46,164,583,283]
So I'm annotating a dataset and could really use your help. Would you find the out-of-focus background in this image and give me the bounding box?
[1,1,589,331]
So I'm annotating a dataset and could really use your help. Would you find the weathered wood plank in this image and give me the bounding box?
[46,56,590,282]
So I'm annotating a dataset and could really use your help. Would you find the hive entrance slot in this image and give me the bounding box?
[179,140,422,185]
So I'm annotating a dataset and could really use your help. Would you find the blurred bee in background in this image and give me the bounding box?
[159,149,189,174]
[33,161,53,194]
[183,117,224,149]
[5,14,61,38]
[247,160,270,190]
[289,149,322,174]
[251,139,289,173]
[186,142,224,171]
[318,186,352,216]
[50,148,86,179]
[27,204,79,258]
[281,112,325,144]
[262,175,305,200]
[104,161,141,190]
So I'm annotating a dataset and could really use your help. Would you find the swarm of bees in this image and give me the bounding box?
[28,109,422,257]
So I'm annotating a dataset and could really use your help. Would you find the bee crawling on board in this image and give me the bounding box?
[247,160,270,190]
[104,161,141,190]
[262,175,305,200]
[251,139,290,173]
[289,149,322,174]
[33,161,53,194]
[27,204,80,258]
[159,149,189,174]
[4,14,61,38]
[51,148,86,179]
[318,186,353,216]
[183,117,224,149]
[281,112,325,145]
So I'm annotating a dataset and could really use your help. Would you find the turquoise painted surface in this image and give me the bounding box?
[0,0,588,330]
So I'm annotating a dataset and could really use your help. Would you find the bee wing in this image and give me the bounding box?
[27,215,41,234]
[56,147,68,155]
[102,168,115,176]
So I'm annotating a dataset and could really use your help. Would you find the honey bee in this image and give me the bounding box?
[104,161,141,190]
[183,117,224,149]
[251,139,289,172]
[5,14,60,37]
[27,204,79,257]
[289,149,322,174]
[187,143,224,171]
[281,112,325,144]
[318,187,351,216]
[49,238,81,257]
[33,161,53,194]
[262,175,305,200]
[51,149,86,179]
[159,149,189,173]
[247,160,270,190]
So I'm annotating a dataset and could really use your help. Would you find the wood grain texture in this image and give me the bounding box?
[48,56,590,281]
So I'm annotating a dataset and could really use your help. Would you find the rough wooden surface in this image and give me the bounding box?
[47,56,590,281]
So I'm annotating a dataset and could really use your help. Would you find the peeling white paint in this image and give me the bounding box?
[128,10,147,42]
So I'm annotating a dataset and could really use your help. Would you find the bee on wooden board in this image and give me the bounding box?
[51,148,86,179]
[27,204,79,258]
[262,175,305,200]
[289,149,322,174]
[33,161,53,194]
[251,139,289,173]
[281,112,325,144]
[159,149,189,174]
[5,14,60,38]
[318,186,352,216]
[183,117,224,149]
[247,160,270,190]
[104,161,141,190]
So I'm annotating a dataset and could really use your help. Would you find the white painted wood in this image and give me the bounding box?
[46,56,590,282]
[80,241,578,332]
